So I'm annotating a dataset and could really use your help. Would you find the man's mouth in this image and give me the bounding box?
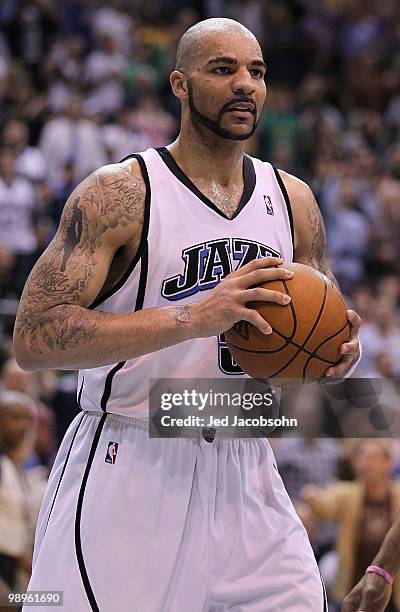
[227,102,256,114]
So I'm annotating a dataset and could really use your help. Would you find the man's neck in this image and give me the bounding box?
[169,127,246,187]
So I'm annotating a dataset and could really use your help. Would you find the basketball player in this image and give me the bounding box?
[14,18,361,612]
[342,512,400,612]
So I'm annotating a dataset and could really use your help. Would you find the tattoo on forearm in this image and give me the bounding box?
[175,305,191,324]
[15,166,146,356]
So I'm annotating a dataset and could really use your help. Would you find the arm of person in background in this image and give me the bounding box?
[341,512,400,612]
[13,160,294,371]
[279,171,362,378]
[301,481,349,522]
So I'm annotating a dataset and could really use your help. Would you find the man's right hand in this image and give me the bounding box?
[341,573,392,612]
[193,257,293,337]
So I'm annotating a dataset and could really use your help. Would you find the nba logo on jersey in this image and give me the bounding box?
[105,442,119,464]
[264,195,274,215]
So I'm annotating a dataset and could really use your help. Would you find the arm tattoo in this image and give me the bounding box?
[61,196,83,272]
[15,166,145,356]
[175,305,191,324]
[307,193,340,290]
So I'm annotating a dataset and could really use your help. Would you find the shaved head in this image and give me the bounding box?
[176,18,259,73]
[171,18,266,141]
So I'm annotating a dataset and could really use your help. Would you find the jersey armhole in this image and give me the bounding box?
[88,153,151,310]
[272,166,295,258]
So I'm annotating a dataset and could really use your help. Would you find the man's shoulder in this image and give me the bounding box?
[253,158,312,204]
[95,157,146,199]
[63,160,146,237]
[276,169,312,206]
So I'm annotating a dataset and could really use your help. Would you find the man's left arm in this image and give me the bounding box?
[278,170,361,378]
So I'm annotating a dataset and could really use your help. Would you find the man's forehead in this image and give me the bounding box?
[196,27,260,56]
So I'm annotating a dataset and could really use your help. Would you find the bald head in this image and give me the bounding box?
[176,18,259,73]
[171,18,266,141]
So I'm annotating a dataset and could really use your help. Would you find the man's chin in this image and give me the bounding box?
[217,127,255,141]
[225,132,253,140]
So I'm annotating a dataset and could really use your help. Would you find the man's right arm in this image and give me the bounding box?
[13,163,294,372]
[13,163,196,371]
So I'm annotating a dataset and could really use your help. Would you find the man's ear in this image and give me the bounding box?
[170,70,188,99]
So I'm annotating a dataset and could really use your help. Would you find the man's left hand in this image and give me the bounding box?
[325,310,362,378]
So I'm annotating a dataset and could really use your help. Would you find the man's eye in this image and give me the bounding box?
[251,69,264,78]
[214,67,230,74]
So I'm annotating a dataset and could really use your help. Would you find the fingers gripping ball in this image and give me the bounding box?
[225,262,350,382]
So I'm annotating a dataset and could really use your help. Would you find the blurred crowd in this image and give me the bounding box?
[0,0,400,610]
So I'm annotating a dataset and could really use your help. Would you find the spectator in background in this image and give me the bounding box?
[350,285,375,326]
[46,162,76,228]
[1,358,38,399]
[3,64,47,137]
[366,181,400,279]
[0,391,46,594]
[83,33,127,116]
[0,243,16,300]
[0,147,37,297]
[274,385,339,502]
[378,275,400,309]
[131,88,177,148]
[102,107,148,163]
[90,0,135,56]
[358,301,400,377]
[302,440,400,611]
[326,177,369,293]
[1,357,57,471]
[124,38,161,105]
[39,95,107,190]
[45,33,87,114]
[258,84,300,170]
[2,119,46,184]
[273,384,339,560]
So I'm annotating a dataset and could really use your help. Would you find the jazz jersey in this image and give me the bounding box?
[77,147,294,417]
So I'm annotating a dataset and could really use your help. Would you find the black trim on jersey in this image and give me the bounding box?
[75,413,107,612]
[100,362,126,412]
[99,233,149,413]
[272,166,295,256]
[156,146,256,220]
[321,573,328,611]
[44,413,85,537]
[134,243,149,311]
[77,377,84,409]
[88,153,151,310]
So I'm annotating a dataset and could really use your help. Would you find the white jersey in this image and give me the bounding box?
[78,147,294,417]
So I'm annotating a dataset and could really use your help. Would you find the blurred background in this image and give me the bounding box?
[0,0,400,610]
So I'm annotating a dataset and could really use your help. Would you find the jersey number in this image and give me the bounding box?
[217,333,245,375]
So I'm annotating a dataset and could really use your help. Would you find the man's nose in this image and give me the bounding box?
[231,67,256,96]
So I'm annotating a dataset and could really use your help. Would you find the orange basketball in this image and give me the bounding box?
[225,262,350,383]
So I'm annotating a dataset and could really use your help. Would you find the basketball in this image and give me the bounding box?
[225,262,351,382]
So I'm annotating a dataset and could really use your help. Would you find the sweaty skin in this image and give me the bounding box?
[13,18,360,374]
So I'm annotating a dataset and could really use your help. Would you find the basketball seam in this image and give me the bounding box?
[254,277,332,377]
[302,319,351,379]
[229,276,330,359]
[228,275,344,378]
[227,338,337,364]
